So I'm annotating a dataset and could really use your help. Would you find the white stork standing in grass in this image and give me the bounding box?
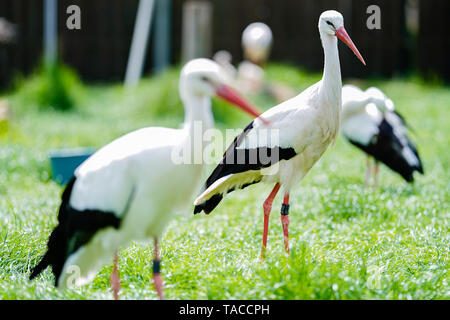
[194,11,366,259]
[341,84,424,186]
[29,59,262,299]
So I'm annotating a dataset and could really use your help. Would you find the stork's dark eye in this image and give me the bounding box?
[326,21,335,29]
[201,76,209,82]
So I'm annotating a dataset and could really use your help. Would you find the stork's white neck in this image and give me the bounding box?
[320,33,342,101]
[181,92,214,134]
[316,32,343,140]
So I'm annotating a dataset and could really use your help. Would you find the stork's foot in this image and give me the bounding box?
[364,156,372,189]
[281,196,290,255]
[281,215,290,254]
[153,259,164,300]
[260,183,280,262]
[260,244,267,261]
[260,204,270,262]
[152,238,164,300]
[373,161,379,189]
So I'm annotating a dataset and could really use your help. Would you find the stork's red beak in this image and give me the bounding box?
[335,27,366,66]
[216,84,268,124]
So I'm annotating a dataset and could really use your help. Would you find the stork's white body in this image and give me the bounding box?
[60,126,207,287]
[53,58,244,288]
[30,58,261,296]
[30,58,262,299]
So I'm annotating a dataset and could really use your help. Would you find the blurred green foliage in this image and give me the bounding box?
[12,62,83,111]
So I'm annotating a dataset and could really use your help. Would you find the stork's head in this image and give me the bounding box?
[242,22,273,65]
[213,50,233,65]
[180,58,262,119]
[319,10,366,65]
[365,87,393,112]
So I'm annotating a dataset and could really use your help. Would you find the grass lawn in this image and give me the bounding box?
[0,64,448,299]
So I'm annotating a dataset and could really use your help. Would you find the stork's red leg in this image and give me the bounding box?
[110,252,121,300]
[281,194,290,254]
[364,156,372,188]
[261,183,280,260]
[153,237,164,300]
[373,160,379,189]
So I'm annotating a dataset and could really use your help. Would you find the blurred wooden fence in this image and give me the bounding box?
[418,0,450,81]
[0,0,448,89]
[172,0,408,79]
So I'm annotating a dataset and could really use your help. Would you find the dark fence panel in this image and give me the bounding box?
[0,0,43,88]
[57,0,139,82]
[0,0,446,89]
[418,0,450,81]
[0,0,141,87]
[172,0,407,78]
[348,0,408,77]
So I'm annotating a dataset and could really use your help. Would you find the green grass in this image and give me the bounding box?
[0,64,449,299]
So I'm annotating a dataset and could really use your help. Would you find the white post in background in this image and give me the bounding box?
[125,0,155,86]
[152,0,172,73]
[181,1,212,63]
[44,0,58,66]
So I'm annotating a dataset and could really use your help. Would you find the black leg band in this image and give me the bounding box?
[281,204,290,216]
[153,259,161,274]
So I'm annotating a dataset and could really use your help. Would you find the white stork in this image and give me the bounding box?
[341,84,424,186]
[213,50,237,84]
[194,10,366,258]
[237,22,271,95]
[241,22,273,66]
[29,58,262,299]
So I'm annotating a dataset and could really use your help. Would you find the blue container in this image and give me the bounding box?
[49,148,95,185]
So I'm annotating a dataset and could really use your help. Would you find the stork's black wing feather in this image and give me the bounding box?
[194,121,297,215]
[29,177,122,286]
[348,118,422,183]
[393,111,423,173]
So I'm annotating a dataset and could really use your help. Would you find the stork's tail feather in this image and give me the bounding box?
[194,194,224,215]
[29,223,71,286]
[411,158,424,177]
[409,142,424,175]
[403,172,414,183]
[417,164,424,175]
[193,173,262,215]
[29,254,50,280]
[402,141,424,182]
[29,177,77,286]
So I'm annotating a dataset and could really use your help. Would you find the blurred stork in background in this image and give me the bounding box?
[212,50,237,85]
[238,22,296,103]
[0,99,12,135]
[341,85,424,186]
[241,22,273,66]
[0,17,16,44]
[213,22,296,103]
[237,22,273,94]
[0,18,16,134]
